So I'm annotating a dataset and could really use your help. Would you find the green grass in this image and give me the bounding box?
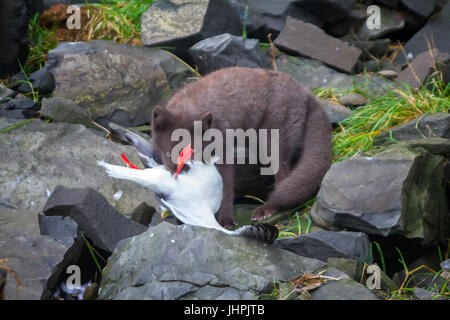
[319,77,450,162]
[25,0,156,73]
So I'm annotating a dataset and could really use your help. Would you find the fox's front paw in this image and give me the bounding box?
[219,215,237,230]
[252,205,278,221]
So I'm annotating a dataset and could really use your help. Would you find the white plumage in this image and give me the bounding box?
[97,157,233,234]
[98,123,278,243]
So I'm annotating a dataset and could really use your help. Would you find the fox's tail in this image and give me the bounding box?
[268,94,332,209]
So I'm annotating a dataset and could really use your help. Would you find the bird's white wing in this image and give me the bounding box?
[97,161,175,195]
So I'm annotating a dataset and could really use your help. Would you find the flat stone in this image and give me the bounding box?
[375,113,450,146]
[377,70,398,79]
[141,0,242,56]
[396,49,450,88]
[0,209,67,300]
[358,6,406,40]
[0,118,160,214]
[188,33,272,74]
[274,230,371,263]
[97,222,378,300]
[400,0,436,19]
[339,93,368,107]
[42,186,148,253]
[317,98,351,125]
[394,3,450,65]
[311,143,448,244]
[275,16,362,73]
[46,40,197,127]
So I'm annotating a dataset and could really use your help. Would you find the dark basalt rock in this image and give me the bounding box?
[42,186,148,253]
[394,2,450,66]
[311,141,449,244]
[274,16,362,73]
[274,230,371,263]
[188,33,272,74]
[375,113,450,146]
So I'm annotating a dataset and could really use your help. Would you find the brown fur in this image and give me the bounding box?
[152,67,332,228]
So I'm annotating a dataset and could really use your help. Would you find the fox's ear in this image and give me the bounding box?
[152,106,172,131]
[200,112,213,130]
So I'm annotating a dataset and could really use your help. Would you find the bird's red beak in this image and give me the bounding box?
[121,153,142,170]
[174,145,194,179]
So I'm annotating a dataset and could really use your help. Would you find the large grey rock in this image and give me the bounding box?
[395,3,450,65]
[274,16,362,73]
[0,209,67,300]
[38,213,78,247]
[358,6,406,40]
[317,98,351,125]
[311,143,449,243]
[396,50,450,88]
[41,97,92,127]
[46,40,197,127]
[400,0,436,19]
[141,0,242,56]
[275,55,392,95]
[228,0,355,42]
[42,186,148,253]
[0,118,159,214]
[274,230,371,263]
[98,223,377,300]
[375,113,450,146]
[275,55,354,91]
[188,33,272,74]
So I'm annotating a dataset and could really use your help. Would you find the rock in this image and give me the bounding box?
[295,0,356,23]
[400,0,436,19]
[442,259,450,272]
[40,97,92,126]
[274,231,371,263]
[46,40,197,127]
[274,16,362,73]
[413,287,446,300]
[188,33,272,74]
[395,3,450,66]
[358,6,406,40]
[326,257,362,281]
[0,209,67,299]
[396,50,450,88]
[16,67,55,95]
[0,0,43,78]
[339,93,368,107]
[275,55,355,90]
[229,0,323,41]
[377,70,398,79]
[309,278,378,300]
[349,38,392,59]
[0,98,40,119]
[42,186,148,253]
[130,202,156,226]
[375,113,450,146]
[140,0,242,56]
[97,222,378,300]
[317,98,351,125]
[0,118,160,214]
[0,86,16,103]
[311,143,449,244]
[441,259,450,281]
[38,213,78,247]
[392,249,448,290]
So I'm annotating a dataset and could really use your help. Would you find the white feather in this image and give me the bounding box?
[97,159,229,233]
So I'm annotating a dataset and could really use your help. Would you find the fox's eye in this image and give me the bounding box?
[166,152,171,158]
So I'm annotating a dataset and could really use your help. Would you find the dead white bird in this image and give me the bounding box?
[97,124,278,243]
